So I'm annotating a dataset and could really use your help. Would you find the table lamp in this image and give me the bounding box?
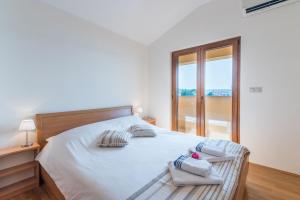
[19,119,36,147]
[133,106,143,117]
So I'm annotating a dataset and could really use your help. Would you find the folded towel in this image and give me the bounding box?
[168,162,224,186]
[127,124,156,137]
[196,142,226,157]
[174,155,212,177]
[189,147,235,162]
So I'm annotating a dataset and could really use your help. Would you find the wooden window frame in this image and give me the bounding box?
[171,37,241,143]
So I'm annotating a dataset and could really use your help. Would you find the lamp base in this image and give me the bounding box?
[21,143,33,148]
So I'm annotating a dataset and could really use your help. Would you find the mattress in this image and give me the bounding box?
[36,116,247,200]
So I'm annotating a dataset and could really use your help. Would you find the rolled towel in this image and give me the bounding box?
[189,147,235,162]
[174,155,212,177]
[168,162,224,186]
[196,142,225,157]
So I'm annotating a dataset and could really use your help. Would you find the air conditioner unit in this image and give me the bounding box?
[242,0,300,16]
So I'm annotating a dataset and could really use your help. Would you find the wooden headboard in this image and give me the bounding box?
[36,106,133,148]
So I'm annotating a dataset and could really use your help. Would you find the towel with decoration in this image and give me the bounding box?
[168,162,224,186]
[173,155,212,177]
[189,147,236,162]
[195,141,226,157]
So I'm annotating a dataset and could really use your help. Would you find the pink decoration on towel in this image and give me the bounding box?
[191,152,201,159]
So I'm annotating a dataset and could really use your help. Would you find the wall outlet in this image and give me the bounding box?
[249,87,263,93]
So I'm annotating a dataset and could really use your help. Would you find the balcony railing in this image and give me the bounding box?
[178,96,232,140]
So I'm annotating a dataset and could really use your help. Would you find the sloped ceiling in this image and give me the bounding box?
[40,0,211,45]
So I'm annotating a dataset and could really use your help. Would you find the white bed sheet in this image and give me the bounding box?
[36,116,221,200]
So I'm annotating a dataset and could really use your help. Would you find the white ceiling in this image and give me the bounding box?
[40,0,211,45]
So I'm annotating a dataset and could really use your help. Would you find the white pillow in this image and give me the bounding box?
[97,130,130,147]
[127,124,157,137]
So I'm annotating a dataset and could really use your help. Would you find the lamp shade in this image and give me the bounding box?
[19,119,36,131]
[133,106,143,114]
[136,107,143,114]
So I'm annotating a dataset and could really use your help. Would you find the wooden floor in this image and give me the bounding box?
[9,164,300,200]
[245,163,300,200]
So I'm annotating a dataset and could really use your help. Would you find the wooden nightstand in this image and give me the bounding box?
[0,143,40,199]
[143,117,156,125]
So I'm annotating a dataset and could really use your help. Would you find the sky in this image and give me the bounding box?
[178,58,232,90]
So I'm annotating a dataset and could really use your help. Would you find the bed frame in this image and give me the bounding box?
[36,105,249,200]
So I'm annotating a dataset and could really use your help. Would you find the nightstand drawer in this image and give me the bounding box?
[0,143,40,199]
[0,177,39,199]
[0,161,37,178]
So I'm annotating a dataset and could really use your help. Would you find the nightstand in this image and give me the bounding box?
[0,143,40,199]
[143,117,156,125]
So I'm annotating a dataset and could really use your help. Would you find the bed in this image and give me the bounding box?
[35,106,250,200]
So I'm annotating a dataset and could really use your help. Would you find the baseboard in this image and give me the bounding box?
[249,162,300,178]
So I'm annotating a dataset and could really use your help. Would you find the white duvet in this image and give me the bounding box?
[37,116,211,200]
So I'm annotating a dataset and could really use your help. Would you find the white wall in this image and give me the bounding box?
[0,0,148,148]
[148,0,300,175]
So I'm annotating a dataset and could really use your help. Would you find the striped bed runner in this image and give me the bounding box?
[127,140,248,200]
